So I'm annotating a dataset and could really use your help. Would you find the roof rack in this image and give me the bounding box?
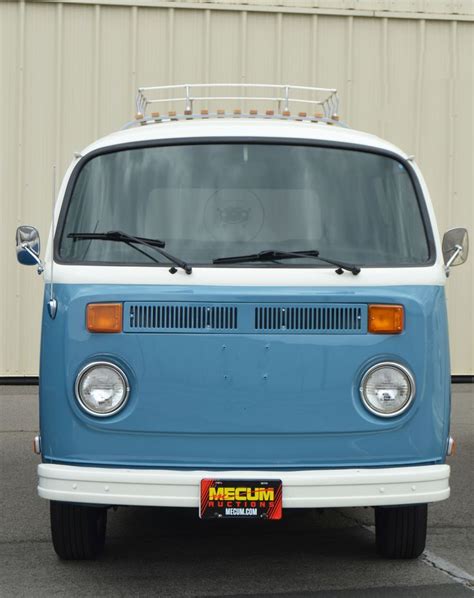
[125,83,344,129]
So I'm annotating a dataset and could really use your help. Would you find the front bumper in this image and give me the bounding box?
[38,463,450,508]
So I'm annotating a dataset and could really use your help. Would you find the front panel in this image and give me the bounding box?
[39,283,451,469]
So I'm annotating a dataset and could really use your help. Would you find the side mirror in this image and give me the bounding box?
[16,225,43,271]
[442,227,469,269]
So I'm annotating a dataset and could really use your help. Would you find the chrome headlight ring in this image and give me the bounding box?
[74,361,130,417]
[359,362,416,418]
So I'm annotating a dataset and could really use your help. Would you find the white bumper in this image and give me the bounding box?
[38,463,450,508]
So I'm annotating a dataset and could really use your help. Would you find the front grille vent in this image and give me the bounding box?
[124,302,366,334]
[128,303,238,331]
[254,305,363,332]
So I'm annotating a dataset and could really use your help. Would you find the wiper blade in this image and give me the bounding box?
[68,230,192,274]
[213,249,360,275]
[213,249,318,264]
[68,231,165,247]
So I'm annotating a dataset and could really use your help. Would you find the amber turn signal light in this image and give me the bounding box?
[87,303,123,333]
[368,304,404,334]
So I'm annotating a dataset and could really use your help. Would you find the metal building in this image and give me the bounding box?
[1,0,473,376]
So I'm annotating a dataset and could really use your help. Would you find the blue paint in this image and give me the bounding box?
[39,284,451,469]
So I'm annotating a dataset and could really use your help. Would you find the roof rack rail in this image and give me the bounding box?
[126,83,343,128]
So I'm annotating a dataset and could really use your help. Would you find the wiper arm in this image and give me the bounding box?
[68,230,192,275]
[213,249,360,275]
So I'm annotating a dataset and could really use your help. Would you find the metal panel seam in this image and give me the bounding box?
[25,2,474,21]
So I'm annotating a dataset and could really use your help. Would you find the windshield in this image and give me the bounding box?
[58,143,431,267]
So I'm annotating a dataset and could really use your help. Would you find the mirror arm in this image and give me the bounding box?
[21,243,45,274]
[444,244,462,275]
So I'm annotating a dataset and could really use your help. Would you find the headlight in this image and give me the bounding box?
[360,362,415,417]
[75,362,129,417]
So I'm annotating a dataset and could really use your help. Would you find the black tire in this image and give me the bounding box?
[375,503,427,559]
[50,501,107,560]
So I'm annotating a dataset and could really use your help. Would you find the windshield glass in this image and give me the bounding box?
[58,143,431,266]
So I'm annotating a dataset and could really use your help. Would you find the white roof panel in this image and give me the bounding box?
[82,119,409,160]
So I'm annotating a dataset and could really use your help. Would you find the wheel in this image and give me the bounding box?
[50,501,107,560]
[375,503,427,559]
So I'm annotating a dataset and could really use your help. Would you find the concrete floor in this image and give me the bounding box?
[1,384,473,597]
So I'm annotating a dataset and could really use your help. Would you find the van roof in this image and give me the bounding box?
[82,118,408,160]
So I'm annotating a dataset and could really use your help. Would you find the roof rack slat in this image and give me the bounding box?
[131,83,343,128]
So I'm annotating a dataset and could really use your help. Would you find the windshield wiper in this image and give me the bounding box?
[213,249,360,275]
[68,230,192,275]
[68,231,166,247]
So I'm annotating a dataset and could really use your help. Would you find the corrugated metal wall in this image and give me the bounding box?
[1,0,473,376]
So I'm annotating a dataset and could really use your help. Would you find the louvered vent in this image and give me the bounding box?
[254,305,363,332]
[124,301,366,334]
[127,303,238,331]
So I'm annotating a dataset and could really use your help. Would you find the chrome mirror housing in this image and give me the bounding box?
[442,228,469,270]
[16,225,43,272]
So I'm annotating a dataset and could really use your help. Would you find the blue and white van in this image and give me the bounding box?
[16,85,469,560]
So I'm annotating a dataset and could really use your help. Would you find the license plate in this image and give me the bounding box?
[199,479,282,519]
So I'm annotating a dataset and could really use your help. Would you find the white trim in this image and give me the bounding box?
[38,463,450,508]
[44,263,446,287]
